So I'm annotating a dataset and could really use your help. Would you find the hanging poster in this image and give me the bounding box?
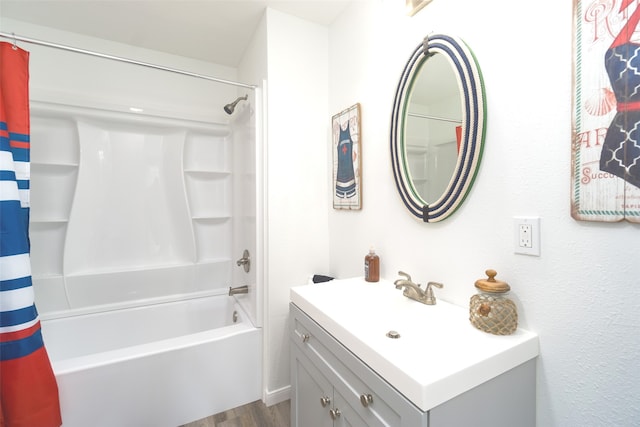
[332,103,362,210]
[572,0,640,222]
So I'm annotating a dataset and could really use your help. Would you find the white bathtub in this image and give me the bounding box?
[40,295,262,427]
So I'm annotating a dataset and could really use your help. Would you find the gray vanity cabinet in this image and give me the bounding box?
[290,303,427,427]
[290,302,536,427]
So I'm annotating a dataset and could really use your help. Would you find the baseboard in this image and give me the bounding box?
[263,385,291,406]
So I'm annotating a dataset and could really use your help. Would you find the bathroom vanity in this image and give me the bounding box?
[290,278,539,427]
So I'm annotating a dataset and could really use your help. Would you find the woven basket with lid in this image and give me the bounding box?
[469,269,518,335]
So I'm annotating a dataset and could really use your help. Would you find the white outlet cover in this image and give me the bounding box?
[513,216,541,256]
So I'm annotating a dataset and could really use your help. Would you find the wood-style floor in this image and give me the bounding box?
[181,399,290,427]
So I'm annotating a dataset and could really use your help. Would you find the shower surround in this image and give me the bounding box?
[30,101,244,311]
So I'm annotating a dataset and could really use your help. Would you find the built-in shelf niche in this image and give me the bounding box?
[30,164,78,223]
[29,111,80,291]
[183,130,232,264]
[184,131,230,172]
[29,222,67,276]
[30,114,80,166]
[192,218,232,263]
[185,173,231,218]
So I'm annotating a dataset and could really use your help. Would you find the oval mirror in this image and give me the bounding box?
[390,34,486,222]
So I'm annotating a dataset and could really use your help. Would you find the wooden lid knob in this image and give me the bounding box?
[475,269,511,293]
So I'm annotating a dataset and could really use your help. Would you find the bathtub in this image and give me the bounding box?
[40,294,262,427]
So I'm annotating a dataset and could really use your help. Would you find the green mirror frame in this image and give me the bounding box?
[390,34,486,222]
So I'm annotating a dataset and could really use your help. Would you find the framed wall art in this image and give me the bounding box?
[332,103,362,210]
[572,0,640,223]
[406,0,433,16]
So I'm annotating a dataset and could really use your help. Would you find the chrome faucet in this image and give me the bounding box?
[393,271,443,305]
[228,285,249,296]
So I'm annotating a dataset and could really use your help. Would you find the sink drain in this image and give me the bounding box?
[386,330,400,339]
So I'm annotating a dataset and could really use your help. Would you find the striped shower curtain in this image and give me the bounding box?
[0,42,62,427]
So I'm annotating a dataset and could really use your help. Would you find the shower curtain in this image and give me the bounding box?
[0,42,62,427]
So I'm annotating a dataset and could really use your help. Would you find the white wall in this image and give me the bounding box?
[327,1,639,426]
[260,8,331,400]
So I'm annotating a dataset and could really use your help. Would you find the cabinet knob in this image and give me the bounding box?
[360,393,373,407]
[320,396,330,407]
[301,333,310,343]
[329,408,341,420]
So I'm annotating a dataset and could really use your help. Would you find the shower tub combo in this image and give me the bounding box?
[30,92,261,427]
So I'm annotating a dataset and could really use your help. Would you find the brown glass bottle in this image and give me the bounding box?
[364,247,379,282]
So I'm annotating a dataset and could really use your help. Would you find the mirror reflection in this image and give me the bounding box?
[405,53,461,203]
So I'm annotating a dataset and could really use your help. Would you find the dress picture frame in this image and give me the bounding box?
[332,103,362,210]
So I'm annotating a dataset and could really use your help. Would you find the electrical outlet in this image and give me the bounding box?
[514,217,540,256]
[519,224,532,248]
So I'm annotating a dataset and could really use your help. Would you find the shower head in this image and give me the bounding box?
[224,94,248,115]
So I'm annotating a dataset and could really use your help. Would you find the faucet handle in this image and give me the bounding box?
[424,281,443,305]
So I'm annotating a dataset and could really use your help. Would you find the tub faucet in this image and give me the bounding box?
[236,249,250,273]
[229,285,249,296]
[393,271,443,305]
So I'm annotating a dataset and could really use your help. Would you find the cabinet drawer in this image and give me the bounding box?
[290,303,426,427]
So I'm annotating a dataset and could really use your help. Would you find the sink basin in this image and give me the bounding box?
[290,277,539,411]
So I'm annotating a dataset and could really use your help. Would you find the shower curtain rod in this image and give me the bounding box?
[408,112,461,124]
[0,31,257,90]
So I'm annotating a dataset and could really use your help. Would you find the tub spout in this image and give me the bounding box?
[229,285,249,296]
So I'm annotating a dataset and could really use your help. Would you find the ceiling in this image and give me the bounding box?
[0,0,353,66]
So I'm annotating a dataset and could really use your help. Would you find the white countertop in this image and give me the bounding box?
[290,277,539,412]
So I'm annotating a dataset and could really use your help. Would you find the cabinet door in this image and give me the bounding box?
[291,346,333,427]
[332,390,368,427]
